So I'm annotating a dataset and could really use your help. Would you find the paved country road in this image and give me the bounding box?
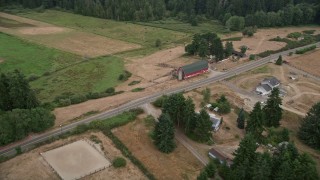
[1,42,319,157]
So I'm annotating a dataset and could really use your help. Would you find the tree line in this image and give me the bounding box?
[0,70,55,146]
[1,0,319,26]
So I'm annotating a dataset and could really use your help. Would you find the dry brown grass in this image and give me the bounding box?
[0,12,140,57]
[0,132,146,180]
[113,116,203,180]
[288,50,320,77]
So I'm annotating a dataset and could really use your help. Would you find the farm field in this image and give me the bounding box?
[15,10,188,50]
[0,131,146,180]
[288,49,320,77]
[0,12,140,57]
[31,56,124,102]
[0,32,81,76]
[136,18,229,35]
[223,26,320,55]
[113,115,203,180]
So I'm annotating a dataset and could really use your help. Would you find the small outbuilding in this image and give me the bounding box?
[208,148,233,166]
[177,60,209,80]
[232,50,246,58]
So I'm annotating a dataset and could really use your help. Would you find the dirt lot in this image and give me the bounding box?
[0,12,140,57]
[287,49,320,77]
[113,115,203,180]
[224,26,320,55]
[228,62,320,114]
[0,132,146,180]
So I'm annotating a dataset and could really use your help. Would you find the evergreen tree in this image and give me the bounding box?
[293,153,319,180]
[183,97,197,134]
[205,160,216,178]
[224,41,234,57]
[194,109,212,143]
[252,153,272,180]
[237,108,245,129]
[263,88,282,127]
[0,73,12,111]
[298,102,320,149]
[197,170,208,180]
[246,102,265,142]
[276,55,283,65]
[162,93,186,127]
[212,37,224,61]
[154,113,176,153]
[232,134,258,168]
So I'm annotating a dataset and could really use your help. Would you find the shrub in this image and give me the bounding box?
[155,39,162,47]
[58,98,71,107]
[43,71,50,76]
[70,94,87,104]
[131,88,145,92]
[15,146,22,155]
[152,95,168,108]
[240,45,247,54]
[105,87,115,94]
[28,74,39,81]
[287,32,302,39]
[86,92,101,99]
[118,71,132,81]
[303,30,315,34]
[113,157,127,168]
[249,54,256,60]
[129,108,144,115]
[72,124,90,135]
[128,81,141,86]
[295,45,316,54]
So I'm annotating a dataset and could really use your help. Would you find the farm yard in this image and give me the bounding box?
[0,132,146,180]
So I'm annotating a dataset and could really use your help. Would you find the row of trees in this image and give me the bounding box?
[2,0,319,26]
[0,108,55,145]
[185,33,234,61]
[153,93,214,153]
[219,134,319,180]
[237,88,283,142]
[0,70,55,146]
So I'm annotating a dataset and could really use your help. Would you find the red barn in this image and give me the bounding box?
[177,60,209,80]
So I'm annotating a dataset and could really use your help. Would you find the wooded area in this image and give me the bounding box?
[0,71,55,146]
[1,0,319,27]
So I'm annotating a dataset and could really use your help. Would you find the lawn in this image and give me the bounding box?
[136,18,229,35]
[16,10,188,48]
[0,32,81,76]
[31,56,124,102]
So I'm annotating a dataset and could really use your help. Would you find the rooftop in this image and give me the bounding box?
[180,60,208,75]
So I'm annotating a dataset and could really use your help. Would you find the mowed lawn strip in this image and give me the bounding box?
[18,10,188,47]
[31,56,124,102]
[0,32,81,76]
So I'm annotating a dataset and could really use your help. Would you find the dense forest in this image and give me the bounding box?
[1,0,319,28]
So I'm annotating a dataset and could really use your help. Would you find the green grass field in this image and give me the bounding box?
[136,18,229,35]
[0,32,125,102]
[17,10,188,48]
[31,56,124,102]
[0,32,81,76]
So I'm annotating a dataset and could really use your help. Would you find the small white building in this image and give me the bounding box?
[209,113,222,131]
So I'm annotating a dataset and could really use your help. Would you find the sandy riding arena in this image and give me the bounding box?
[0,12,140,57]
[42,140,111,180]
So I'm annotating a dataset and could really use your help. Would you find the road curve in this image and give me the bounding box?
[1,42,319,157]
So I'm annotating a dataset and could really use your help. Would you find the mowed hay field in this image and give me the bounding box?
[17,10,188,48]
[0,32,125,102]
[0,12,140,57]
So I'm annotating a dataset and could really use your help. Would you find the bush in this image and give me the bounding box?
[295,45,317,54]
[128,81,141,86]
[240,45,247,54]
[118,71,132,81]
[129,108,144,115]
[113,157,127,168]
[155,39,162,47]
[58,98,71,107]
[70,94,87,104]
[153,95,169,108]
[131,88,145,92]
[86,92,101,99]
[303,30,315,35]
[249,54,256,60]
[105,87,115,94]
[72,124,90,135]
[28,74,40,81]
[287,32,302,39]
